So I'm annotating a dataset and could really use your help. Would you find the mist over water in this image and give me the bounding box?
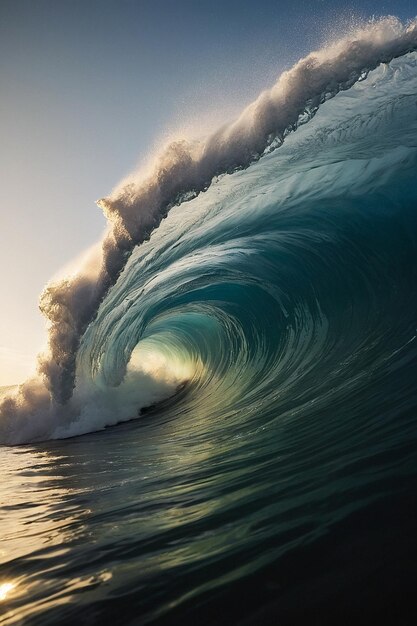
[1,16,417,625]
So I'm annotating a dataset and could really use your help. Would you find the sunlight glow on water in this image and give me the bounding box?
[0,582,16,602]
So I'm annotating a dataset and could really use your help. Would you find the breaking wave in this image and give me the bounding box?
[1,16,417,444]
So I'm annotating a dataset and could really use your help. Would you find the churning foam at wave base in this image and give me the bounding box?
[52,344,195,440]
[1,16,417,445]
[0,344,195,444]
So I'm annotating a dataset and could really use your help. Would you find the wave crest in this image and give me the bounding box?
[1,16,417,444]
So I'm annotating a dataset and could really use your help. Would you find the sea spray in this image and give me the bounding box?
[1,17,417,444]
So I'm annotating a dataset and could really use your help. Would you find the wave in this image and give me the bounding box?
[1,16,417,444]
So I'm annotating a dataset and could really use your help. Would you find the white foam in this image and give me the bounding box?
[1,17,417,443]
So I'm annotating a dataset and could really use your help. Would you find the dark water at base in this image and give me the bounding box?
[1,413,416,625]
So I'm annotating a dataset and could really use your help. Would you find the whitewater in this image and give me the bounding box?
[1,16,417,626]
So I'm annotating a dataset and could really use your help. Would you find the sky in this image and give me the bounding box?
[0,0,416,386]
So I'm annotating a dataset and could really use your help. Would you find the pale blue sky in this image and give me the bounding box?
[1,0,415,384]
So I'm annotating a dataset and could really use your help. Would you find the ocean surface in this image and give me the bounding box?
[1,18,417,625]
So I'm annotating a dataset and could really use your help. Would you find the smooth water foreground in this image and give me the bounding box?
[1,28,417,626]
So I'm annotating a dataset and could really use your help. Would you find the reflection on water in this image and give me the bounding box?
[0,442,95,623]
[1,392,415,624]
[0,389,415,626]
[0,582,15,602]
[0,406,268,624]
[0,448,82,562]
[0,414,224,624]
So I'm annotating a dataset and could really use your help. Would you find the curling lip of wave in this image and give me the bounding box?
[1,16,417,443]
[39,17,417,403]
[48,17,417,404]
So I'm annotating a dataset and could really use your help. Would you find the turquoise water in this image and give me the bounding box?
[1,23,417,625]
